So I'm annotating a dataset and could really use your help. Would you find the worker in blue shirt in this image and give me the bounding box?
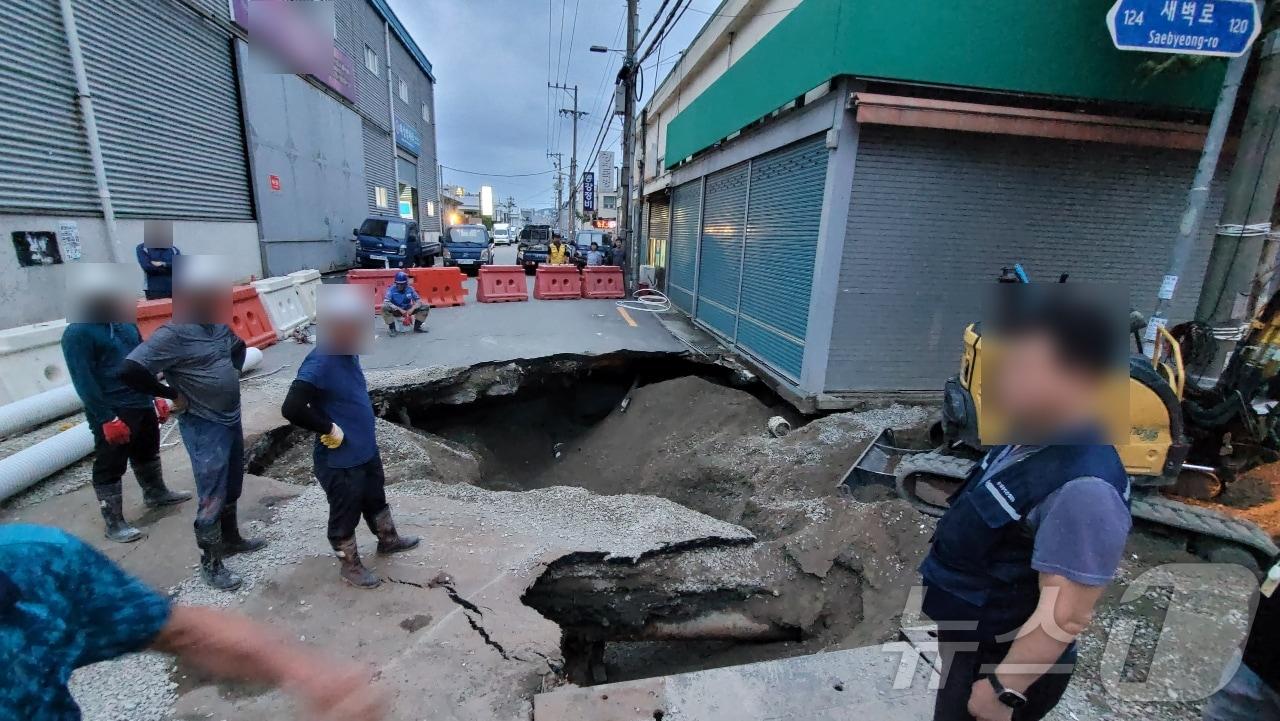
[281,286,420,588]
[60,271,190,543]
[0,524,386,721]
[380,270,429,336]
[920,289,1130,721]
[135,241,179,300]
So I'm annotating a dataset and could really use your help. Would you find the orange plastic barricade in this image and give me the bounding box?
[408,268,467,307]
[230,285,277,350]
[135,298,173,340]
[581,266,625,299]
[476,266,529,303]
[533,265,582,300]
[346,269,400,311]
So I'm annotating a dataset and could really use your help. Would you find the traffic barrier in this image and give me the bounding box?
[136,298,173,340]
[346,269,400,311]
[408,268,468,307]
[0,319,70,405]
[581,266,625,299]
[533,265,582,300]
[230,285,277,350]
[476,266,529,303]
[252,276,310,338]
[288,268,322,320]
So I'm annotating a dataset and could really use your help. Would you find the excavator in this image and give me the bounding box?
[855,266,1280,573]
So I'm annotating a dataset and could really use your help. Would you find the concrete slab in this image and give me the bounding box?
[533,644,937,721]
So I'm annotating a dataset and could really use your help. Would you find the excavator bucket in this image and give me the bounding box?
[840,427,900,490]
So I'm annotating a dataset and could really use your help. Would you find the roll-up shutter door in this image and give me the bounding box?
[363,120,395,217]
[647,199,669,268]
[668,180,702,314]
[397,156,418,187]
[738,135,829,381]
[76,0,251,219]
[695,162,749,341]
[827,125,1223,391]
[0,1,99,215]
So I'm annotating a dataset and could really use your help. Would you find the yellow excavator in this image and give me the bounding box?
[857,267,1280,572]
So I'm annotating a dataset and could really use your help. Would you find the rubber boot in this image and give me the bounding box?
[370,508,421,555]
[195,523,243,591]
[219,504,267,556]
[387,323,399,336]
[332,537,381,588]
[95,486,144,543]
[134,459,193,508]
[413,319,427,333]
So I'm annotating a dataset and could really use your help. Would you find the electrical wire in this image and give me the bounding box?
[616,288,671,313]
[440,165,556,178]
[638,0,692,66]
[685,4,799,19]
[635,0,674,52]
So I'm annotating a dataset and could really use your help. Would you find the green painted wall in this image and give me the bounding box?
[664,0,1226,167]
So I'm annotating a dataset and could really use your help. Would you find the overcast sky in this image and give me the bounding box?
[388,0,724,210]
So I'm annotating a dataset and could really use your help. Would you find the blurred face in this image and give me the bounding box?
[174,286,231,323]
[320,316,366,354]
[66,263,136,323]
[988,331,1098,435]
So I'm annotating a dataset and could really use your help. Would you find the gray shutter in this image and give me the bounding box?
[696,162,749,340]
[738,135,829,381]
[77,0,251,219]
[646,198,669,268]
[827,125,1224,391]
[363,119,394,217]
[0,0,99,215]
[396,156,418,186]
[668,180,702,313]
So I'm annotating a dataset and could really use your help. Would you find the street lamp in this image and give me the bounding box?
[589,45,609,53]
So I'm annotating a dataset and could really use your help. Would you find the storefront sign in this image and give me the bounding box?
[395,118,422,156]
[582,172,596,212]
[598,151,615,193]
[1107,0,1261,57]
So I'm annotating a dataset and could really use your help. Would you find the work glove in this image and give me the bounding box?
[154,398,171,424]
[320,423,345,450]
[102,417,131,445]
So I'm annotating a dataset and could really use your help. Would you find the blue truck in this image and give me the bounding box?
[441,225,495,276]
[352,218,440,269]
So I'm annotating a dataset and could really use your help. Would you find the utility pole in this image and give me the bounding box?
[1194,28,1280,379]
[547,151,563,231]
[620,0,639,289]
[552,83,587,235]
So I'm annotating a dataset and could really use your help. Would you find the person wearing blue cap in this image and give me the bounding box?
[380,271,429,336]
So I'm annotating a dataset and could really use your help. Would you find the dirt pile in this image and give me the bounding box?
[266,418,481,486]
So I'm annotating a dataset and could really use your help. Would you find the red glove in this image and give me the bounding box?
[154,398,170,424]
[102,417,131,445]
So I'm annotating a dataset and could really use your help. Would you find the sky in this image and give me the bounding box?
[388,0,726,211]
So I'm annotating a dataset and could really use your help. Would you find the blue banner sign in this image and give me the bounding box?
[582,171,596,213]
[395,118,422,156]
[1107,0,1261,57]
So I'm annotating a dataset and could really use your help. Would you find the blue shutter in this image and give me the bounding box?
[667,180,702,313]
[695,162,749,340]
[738,136,829,381]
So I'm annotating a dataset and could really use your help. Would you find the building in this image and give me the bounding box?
[637,0,1229,410]
[0,0,439,327]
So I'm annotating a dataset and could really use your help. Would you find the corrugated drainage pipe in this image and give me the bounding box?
[0,385,84,440]
[0,422,94,503]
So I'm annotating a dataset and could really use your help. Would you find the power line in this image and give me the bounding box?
[638,0,691,66]
[635,0,673,52]
[685,4,798,19]
[440,165,556,178]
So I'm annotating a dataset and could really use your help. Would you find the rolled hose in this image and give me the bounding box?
[0,384,84,440]
[0,345,267,504]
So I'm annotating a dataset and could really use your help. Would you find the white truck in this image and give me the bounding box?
[491,222,512,245]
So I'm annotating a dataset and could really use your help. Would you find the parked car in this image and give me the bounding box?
[442,225,495,275]
[517,224,553,275]
[352,218,440,268]
[571,229,613,268]
[492,222,512,245]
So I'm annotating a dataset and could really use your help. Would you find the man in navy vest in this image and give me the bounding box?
[380,271,428,336]
[921,289,1129,721]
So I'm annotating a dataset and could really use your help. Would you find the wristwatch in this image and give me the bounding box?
[987,675,1028,709]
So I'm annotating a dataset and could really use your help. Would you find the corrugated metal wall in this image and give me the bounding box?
[362,120,395,218]
[0,1,97,215]
[737,135,828,381]
[336,0,390,133]
[827,125,1225,391]
[667,180,702,313]
[695,162,749,340]
[388,34,439,233]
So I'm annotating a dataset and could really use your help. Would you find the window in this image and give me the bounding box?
[603,196,617,210]
[375,186,389,208]
[421,103,431,123]
[364,46,379,75]
[426,200,435,217]
[398,78,408,103]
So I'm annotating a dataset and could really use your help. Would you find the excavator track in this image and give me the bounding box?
[894,450,1278,567]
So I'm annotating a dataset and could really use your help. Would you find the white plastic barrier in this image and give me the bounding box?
[288,268,322,321]
[251,276,309,339]
[0,319,71,405]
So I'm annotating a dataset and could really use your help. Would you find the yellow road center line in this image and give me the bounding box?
[617,307,638,327]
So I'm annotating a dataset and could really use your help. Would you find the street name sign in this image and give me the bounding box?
[1107,0,1261,57]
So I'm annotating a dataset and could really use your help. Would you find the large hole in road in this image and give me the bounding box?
[250,352,936,686]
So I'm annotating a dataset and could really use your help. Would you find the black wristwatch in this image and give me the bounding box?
[987,675,1028,709]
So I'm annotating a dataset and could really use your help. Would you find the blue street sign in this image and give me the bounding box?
[1107,0,1261,57]
[582,171,596,213]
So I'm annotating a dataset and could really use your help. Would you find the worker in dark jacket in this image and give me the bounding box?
[380,271,428,336]
[282,286,419,588]
[136,242,179,300]
[921,289,1129,721]
[60,268,191,543]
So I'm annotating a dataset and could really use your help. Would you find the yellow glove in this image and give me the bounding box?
[320,423,344,450]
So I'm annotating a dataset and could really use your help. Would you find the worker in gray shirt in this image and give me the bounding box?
[119,260,266,591]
